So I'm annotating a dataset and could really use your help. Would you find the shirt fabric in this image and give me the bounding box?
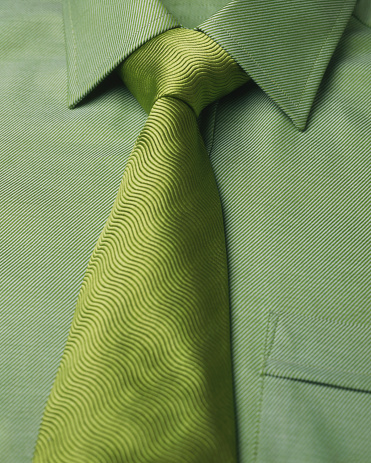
[1,1,370,462]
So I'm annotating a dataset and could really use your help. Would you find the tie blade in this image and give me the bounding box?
[33,98,237,463]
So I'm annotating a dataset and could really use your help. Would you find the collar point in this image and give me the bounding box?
[66,84,85,109]
[67,96,80,110]
[273,101,310,132]
[291,115,308,132]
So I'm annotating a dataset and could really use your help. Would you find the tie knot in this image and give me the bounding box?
[118,28,249,117]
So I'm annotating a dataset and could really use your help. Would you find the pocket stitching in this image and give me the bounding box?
[266,357,371,380]
[264,310,371,392]
[252,310,281,462]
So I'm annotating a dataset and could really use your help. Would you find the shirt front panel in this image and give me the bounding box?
[210,15,371,462]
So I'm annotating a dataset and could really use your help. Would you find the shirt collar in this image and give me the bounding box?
[64,0,357,130]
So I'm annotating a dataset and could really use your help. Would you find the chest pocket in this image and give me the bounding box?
[256,311,371,463]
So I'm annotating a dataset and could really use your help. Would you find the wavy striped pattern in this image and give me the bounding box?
[118,28,248,116]
[33,29,249,462]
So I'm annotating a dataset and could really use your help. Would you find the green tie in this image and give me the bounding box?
[33,28,249,463]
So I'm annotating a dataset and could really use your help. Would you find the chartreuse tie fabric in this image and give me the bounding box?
[33,28,249,462]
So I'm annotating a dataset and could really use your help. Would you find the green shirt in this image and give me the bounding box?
[1,0,370,462]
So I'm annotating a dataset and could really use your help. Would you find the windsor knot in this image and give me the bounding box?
[118,28,249,117]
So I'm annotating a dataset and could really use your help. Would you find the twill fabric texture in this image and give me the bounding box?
[33,28,249,462]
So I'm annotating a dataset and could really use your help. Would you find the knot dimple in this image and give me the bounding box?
[118,28,249,117]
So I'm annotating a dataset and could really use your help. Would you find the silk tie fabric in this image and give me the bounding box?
[33,28,249,462]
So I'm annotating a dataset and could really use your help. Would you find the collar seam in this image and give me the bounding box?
[205,20,298,108]
[67,8,178,96]
[204,0,349,113]
[297,0,350,107]
[66,0,78,90]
